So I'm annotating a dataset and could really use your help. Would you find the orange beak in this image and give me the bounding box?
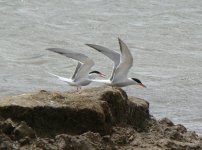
[139,83,146,88]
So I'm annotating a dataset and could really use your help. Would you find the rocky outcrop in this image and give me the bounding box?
[0,87,149,137]
[0,86,201,150]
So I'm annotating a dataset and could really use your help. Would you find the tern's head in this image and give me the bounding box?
[131,78,146,88]
[89,71,106,79]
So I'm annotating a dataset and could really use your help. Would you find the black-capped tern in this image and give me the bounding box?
[86,38,146,88]
[46,48,106,91]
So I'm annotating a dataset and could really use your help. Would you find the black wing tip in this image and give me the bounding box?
[118,38,123,52]
[85,44,102,52]
[85,44,94,47]
[118,37,123,43]
[46,48,56,51]
[85,44,93,48]
[45,48,65,55]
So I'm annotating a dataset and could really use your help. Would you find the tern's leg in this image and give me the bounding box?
[75,86,82,92]
[79,86,81,94]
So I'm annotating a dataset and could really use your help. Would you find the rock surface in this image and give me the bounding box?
[0,87,149,137]
[0,86,201,149]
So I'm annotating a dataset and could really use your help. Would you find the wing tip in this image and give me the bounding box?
[46,48,57,52]
[45,48,52,51]
[118,37,121,41]
[118,38,123,52]
[45,48,65,55]
[85,43,94,48]
[85,44,102,52]
[85,44,91,46]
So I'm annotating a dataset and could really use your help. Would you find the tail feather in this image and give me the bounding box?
[47,71,72,83]
[47,72,61,78]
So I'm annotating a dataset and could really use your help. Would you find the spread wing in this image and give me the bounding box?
[86,44,120,80]
[112,38,133,82]
[71,62,82,79]
[46,48,88,63]
[73,59,94,82]
[46,48,95,81]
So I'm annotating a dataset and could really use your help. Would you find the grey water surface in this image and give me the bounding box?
[0,0,202,135]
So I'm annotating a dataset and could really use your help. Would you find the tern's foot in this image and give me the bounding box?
[71,86,82,93]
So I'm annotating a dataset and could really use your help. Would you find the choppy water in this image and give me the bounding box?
[0,0,202,134]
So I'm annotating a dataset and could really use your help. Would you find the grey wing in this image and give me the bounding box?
[46,48,88,63]
[73,59,94,82]
[86,44,120,80]
[112,38,133,82]
[71,62,82,79]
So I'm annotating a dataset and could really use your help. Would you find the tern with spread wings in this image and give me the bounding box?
[86,38,146,88]
[46,48,105,91]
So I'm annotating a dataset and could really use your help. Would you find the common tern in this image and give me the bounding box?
[86,38,146,88]
[46,48,105,91]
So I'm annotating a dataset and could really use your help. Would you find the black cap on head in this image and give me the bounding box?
[131,78,142,84]
[89,70,101,74]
